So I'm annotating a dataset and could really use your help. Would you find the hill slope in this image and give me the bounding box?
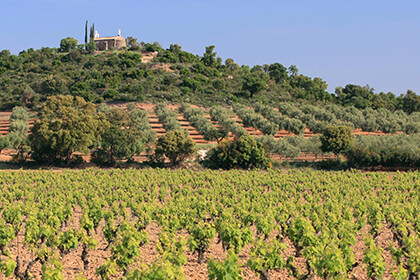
[1,43,418,112]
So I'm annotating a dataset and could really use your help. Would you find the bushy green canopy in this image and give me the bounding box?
[320,125,354,155]
[92,107,154,166]
[154,130,196,166]
[205,135,271,169]
[29,95,105,163]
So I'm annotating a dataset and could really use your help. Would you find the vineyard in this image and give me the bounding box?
[0,169,418,279]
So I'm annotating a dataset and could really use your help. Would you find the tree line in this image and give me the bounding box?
[1,95,418,169]
[0,40,419,113]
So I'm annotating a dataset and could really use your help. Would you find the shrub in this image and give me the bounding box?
[204,135,271,169]
[204,139,235,170]
[234,135,271,168]
[154,130,197,166]
[320,125,354,155]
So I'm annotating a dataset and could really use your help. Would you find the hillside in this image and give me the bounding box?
[0,42,419,113]
[0,101,419,168]
[0,42,419,169]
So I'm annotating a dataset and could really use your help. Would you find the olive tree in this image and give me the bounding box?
[8,106,29,160]
[92,107,155,166]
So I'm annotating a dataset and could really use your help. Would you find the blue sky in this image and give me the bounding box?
[1,0,419,95]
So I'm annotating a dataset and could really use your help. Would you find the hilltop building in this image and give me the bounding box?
[94,30,126,51]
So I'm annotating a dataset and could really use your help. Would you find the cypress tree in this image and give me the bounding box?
[85,20,88,48]
[89,25,94,42]
[89,25,95,43]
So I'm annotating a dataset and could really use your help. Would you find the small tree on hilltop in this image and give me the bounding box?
[320,125,354,157]
[154,130,196,166]
[59,37,79,52]
[201,45,217,67]
[29,95,105,164]
[126,37,141,51]
[242,73,267,98]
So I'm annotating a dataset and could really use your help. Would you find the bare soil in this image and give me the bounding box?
[4,206,402,280]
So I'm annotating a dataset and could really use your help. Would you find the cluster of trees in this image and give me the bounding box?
[277,102,420,134]
[179,103,225,142]
[59,22,97,53]
[25,95,192,166]
[1,41,419,114]
[254,103,306,135]
[1,95,419,169]
[233,105,279,136]
[209,106,248,138]
[346,134,420,167]
[254,133,337,163]
[336,85,420,113]
[256,135,301,159]
[155,43,197,64]
[253,122,419,168]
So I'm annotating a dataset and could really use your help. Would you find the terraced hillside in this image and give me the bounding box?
[0,104,399,138]
[0,102,408,163]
